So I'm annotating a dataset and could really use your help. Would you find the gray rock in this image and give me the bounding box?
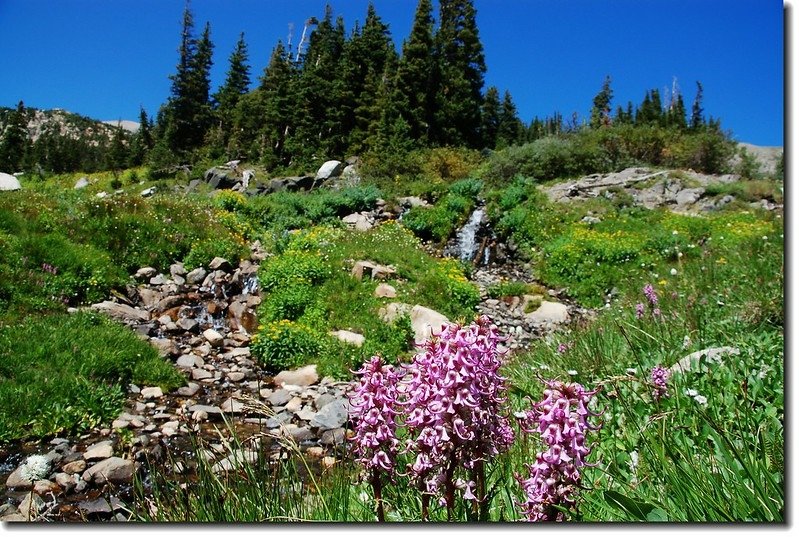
[188,404,223,416]
[203,328,224,347]
[89,301,149,323]
[54,472,78,490]
[150,337,179,357]
[315,160,344,181]
[212,450,258,473]
[310,399,349,430]
[342,212,373,232]
[84,457,134,484]
[192,368,213,381]
[208,257,232,272]
[62,459,87,474]
[79,497,112,515]
[177,382,201,397]
[320,428,347,445]
[74,177,89,189]
[176,354,203,369]
[83,440,114,460]
[186,267,207,285]
[267,389,292,406]
[204,167,239,190]
[140,386,164,400]
[670,346,740,374]
[374,283,397,298]
[18,492,44,520]
[140,186,156,197]
[5,466,33,489]
[524,301,570,326]
[221,398,246,414]
[0,172,21,191]
[315,393,337,411]
[135,267,157,279]
[177,317,199,333]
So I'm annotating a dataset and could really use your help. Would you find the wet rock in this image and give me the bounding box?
[84,457,134,485]
[186,267,207,285]
[78,497,112,516]
[18,492,44,520]
[203,328,224,347]
[62,460,87,474]
[177,317,200,333]
[320,428,346,446]
[192,368,213,381]
[267,389,292,406]
[5,467,34,490]
[273,365,318,388]
[188,404,223,416]
[177,382,201,397]
[221,398,246,414]
[212,450,258,473]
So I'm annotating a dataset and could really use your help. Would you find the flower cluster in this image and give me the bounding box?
[19,454,51,483]
[643,283,658,306]
[403,315,515,505]
[651,365,670,401]
[349,356,403,474]
[516,381,602,522]
[638,284,662,318]
[635,303,645,319]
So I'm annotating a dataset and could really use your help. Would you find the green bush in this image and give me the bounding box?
[259,282,316,322]
[258,250,330,292]
[183,236,248,271]
[250,320,324,373]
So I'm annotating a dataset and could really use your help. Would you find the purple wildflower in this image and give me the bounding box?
[516,380,603,522]
[635,303,645,319]
[404,315,515,517]
[643,283,658,306]
[349,356,403,474]
[651,365,670,401]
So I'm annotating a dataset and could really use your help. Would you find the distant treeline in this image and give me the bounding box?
[0,0,733,178]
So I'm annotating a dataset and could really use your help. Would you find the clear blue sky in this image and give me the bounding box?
[0,0,785,146]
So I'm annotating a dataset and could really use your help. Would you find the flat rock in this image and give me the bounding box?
[176,354,203,369]
[84,457,134,485]
[18,492,44,520]
[209,257,232,272]
[315,160,344,181]
[273,365,318,388]
[89,301,149,323]
[192,368,213,380]
[5,467,33,489]
[83,441,114,460]
[177,382,201,397]
[310,399,349,431]
[79,497,112,515]
[378,302,412,324]
[0,172,21,191]
[62,460,87,474]
[329,329,365,347]
[267,389,292,406]
[221,398,246,414]
[140,387,163,399]
[524,301,570,326]
[671,346,740,374]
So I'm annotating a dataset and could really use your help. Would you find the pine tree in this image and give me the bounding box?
[213,32,251,117]
[393,0,436,145]
[128,107,154,166]
[0,101,29,172]
[496,90,523,148]
[590,76,613,128]
[160,2,214,158]
[433,0,486,147]
[480,86,501,149]
[690,81,705,130]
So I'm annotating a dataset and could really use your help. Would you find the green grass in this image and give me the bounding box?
[0,311,184,442]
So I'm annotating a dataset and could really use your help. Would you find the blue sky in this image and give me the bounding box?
[0,0,785,146]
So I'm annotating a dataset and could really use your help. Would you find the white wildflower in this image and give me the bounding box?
[567,370,578,376]
[672,230,679,235]
[19,454,51,482]
[670,268,678,276]
[684,388,698,397]
[625,368,637,376]
[682,335,692,349]
[694,395,708,405]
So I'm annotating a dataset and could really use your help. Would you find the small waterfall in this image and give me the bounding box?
[452,208,485,263]
[241,274,259,296]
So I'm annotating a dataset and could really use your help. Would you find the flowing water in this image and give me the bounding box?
[450,207,485,263]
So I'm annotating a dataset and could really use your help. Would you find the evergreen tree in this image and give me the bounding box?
[213,32,251,114]
[0,101,29,172]
[160,2,214,158]
[496,89,523,148]
[128,107,154,166]
[106,125,129,172]
[480,86,501,149]
[690,81,705,129]
[393,0,436,145]
[432,0,486,147]
[590,76,613,128]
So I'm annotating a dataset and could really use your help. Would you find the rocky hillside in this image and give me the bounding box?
[0,106,128,143]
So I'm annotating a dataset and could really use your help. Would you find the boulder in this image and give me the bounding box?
[209,257,232,272]
[186,267,207,285]
[342,212,373,231]
[74,177,89,189]
[89,301,149,323]
[410,305,450,344]
[330,330,365,347]
[0,172,21,191]
[203,328,224,347]
[140,186,156,197]
[315,160,344,181]
[83,441,114,461]
[204,167,239,190]
[397,196,428,208]
[273,365,319,388]
[525,301,570,326]
[670,346,740,374]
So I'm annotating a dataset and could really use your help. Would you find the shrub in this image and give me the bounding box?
[250,320,324,373]
[183,236,248,271]
[258,250,330,292]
